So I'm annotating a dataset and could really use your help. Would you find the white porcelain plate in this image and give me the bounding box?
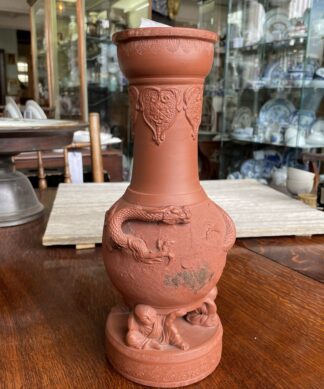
[73,130,114,145]
[232,107,253,130]
[24,100,47,119]
[264,9,289,42]
[4,97,23,119]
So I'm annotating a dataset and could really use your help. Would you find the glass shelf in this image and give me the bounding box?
[86,34,112,44]
[226,136,320,149]
[225,82,324,94]
[57,40,78,50]
[229,36,307,53]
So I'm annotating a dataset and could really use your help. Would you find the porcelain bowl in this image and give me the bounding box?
[286,168,314,195]
[287,167,315,180]
[286,179,313,195]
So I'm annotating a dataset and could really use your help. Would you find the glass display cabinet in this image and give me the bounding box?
[30,0,230,179]
[30,0,54,114]
[56,0,83,119]
[220,0,324,181]
[30,0,150,128]
[30,0,84,119]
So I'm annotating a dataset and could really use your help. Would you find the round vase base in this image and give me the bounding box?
[105,308,223,387]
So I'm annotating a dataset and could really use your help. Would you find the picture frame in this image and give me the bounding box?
[6,53,16,65]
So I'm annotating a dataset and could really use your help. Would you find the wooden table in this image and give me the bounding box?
[0,189,323,388]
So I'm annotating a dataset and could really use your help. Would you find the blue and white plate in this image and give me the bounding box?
[289,110,316,131]
[240,159,263,178]
[263,60,288,87]
[259,98,295,127]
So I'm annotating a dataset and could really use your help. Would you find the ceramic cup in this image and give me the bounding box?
[285,126,306,147]
[306,132,324,146]
[286,167,314,195]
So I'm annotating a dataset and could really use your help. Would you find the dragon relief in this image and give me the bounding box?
[106,205,191,265]
[139,87,182,145]
[184,86,203,140]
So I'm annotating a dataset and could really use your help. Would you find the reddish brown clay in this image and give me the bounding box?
[102,27,236,388]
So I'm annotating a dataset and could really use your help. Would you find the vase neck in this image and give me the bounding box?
[123,82,207,207]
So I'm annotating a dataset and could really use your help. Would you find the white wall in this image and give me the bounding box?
[0,0,29,14]
[0,0,30,31]
[176,1,199,26]
[0,12,30,31]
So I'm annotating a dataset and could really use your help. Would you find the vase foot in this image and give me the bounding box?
[105,308,223,387]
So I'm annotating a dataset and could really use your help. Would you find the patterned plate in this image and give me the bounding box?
[289,110,316,131]
[232,107,253,130]
[259,98,295,127]
[263,60,288,87]
[264,9,290,42]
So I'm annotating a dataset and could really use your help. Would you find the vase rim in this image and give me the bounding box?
[113,27,218,45]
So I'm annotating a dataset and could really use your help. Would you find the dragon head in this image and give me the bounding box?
[162,206,191,225]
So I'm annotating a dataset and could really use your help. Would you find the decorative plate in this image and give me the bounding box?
[263,60,288,87]
[240,159,258,177]
[240,159,264,178]
[231,133,253,141]
[232,107,253,130]
[259,98,295,127]
[4,97,23,119]
[264,9,290,42]
[315,67,324,78]
[73,130,115,145]
[24,100,47,119]
[289,110,316,131]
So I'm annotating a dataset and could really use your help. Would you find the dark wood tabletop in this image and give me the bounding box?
[0,189,323,389]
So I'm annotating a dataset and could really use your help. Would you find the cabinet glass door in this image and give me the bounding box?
[85,0,150,154]
[300,0,324,148]
[56,0,82,119]
[221,0,316,180]
[32,0,49,108]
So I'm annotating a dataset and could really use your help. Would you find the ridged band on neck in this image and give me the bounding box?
[122,186,208,207]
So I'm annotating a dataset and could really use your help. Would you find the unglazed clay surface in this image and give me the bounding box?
[102,27,236,388]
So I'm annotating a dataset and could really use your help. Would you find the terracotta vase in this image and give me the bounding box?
[103,27,236,388]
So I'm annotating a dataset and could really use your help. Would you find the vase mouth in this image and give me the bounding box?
[113,27,218,45]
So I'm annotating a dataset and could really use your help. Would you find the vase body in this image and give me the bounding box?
[102,27,236,388]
